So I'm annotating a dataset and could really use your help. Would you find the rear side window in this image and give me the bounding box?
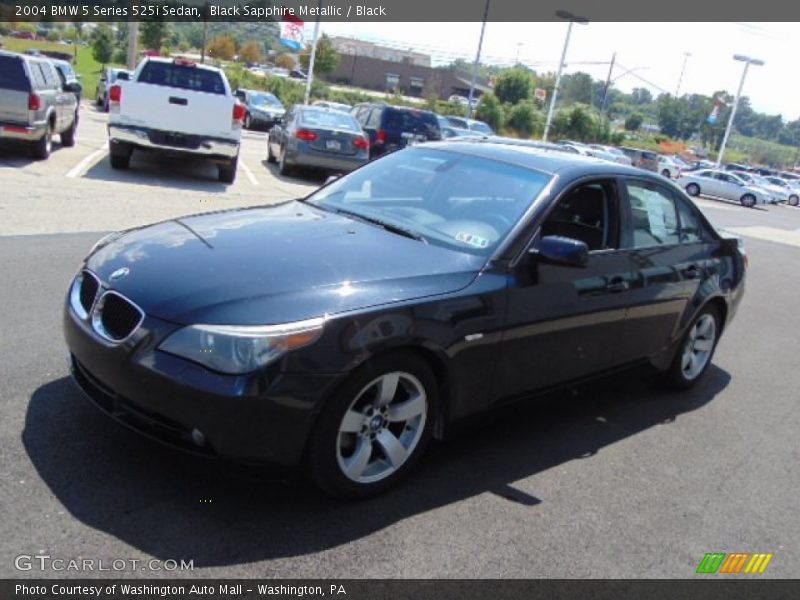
[626,180,680,247]
[676,198,708,243]
[365,108,381,128]
[29,63,48,89]
[384,109,439,135]
[38,62,59,88]
[0,56,31,92]
[138,62,226,94]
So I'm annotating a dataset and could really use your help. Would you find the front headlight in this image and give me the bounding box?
[159,317,325,375]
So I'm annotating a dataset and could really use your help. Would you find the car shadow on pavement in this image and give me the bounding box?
[260,159,332,185]
[0,141,56,167]
[23,365,730,567]
[82,152,231,192]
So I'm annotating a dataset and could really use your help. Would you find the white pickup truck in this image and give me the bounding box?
[107,57,244,183]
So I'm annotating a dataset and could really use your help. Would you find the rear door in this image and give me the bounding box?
[0,55,31,125]
[123,61,235,138]
[615,177,704,364]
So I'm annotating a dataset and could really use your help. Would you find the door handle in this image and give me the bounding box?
[169,97,188,106]
[605,277,629,293]
[684,265,700,279]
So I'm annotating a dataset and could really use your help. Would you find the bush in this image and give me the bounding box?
[112,48,127,65]
[625,113,644,131]
[494,68,533,105]
[475,93,504,132]
[506,101,541,137]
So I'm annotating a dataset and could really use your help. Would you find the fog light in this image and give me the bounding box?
[191,428,206,447]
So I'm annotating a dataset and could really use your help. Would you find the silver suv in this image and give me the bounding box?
[0,50,79,159]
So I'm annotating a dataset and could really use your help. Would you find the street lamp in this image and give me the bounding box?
[542,10,589,141]
[675,52,691,96]
[716,54,764,166]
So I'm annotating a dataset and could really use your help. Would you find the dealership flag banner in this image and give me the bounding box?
[280,15,305,50]
[707,95,726,124]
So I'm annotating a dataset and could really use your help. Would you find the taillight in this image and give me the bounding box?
[109,85,122,103]
[376,129,387,144]
[28,93,41,111]
[353,136,369,150]
[295,129,318,141]
[232,102,246,125]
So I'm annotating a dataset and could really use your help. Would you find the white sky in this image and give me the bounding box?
[316,22,800,120]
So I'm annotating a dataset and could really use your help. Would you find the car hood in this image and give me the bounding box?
[86,202,484,325]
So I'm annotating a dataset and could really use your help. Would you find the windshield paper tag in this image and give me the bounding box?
[456,232,489,248]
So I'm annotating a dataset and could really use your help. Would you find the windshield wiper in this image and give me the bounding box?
[332,207,428,243]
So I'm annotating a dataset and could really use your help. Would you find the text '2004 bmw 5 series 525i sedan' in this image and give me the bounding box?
[64,141,746,498]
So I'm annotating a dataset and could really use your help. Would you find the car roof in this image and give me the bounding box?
[144,56,222,72]
[426,140,652,178]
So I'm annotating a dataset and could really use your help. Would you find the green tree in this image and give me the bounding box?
[624,113,644,131]
[91,24,114,66]
[207,34,236,61]
[631,87,653,105]
[140,21,169,52]
[475,93,504,132]
[561,72,593,105]
[567,106,593,141]
[299,33,339,74]
[493,68,532,104]
[506,101,540,137]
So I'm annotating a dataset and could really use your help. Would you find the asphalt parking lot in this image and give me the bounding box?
[1,106,799,578]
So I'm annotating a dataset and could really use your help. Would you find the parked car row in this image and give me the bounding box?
[0,49,80,160]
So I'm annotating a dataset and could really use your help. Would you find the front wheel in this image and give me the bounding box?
[60,115,77,147]
[661,169,671,179]
[685,183,700,197]
[266,138,276,163]
[789,195,799,207]
[244,113,252,130]
[740,194,756,208]
[662,306,721,390]
[278,146,294,176]
[305,353,437,498]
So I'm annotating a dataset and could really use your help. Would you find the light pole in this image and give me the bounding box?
[542,10,589,142]
[514,42,523,65]
[716,54,764,167]
[467,0,490,120]
[675,52,691,96]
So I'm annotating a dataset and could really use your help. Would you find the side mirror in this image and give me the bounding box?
[531,235,589,268]
[324,174,341,185]
[116,72,130,81]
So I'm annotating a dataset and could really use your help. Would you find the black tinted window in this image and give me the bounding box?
[138,62,226,94]
[0,56,30,91]
[383,109,439,135]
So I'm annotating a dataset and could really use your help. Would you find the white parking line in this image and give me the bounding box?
[66,143,108,179]
[239,159,260,186]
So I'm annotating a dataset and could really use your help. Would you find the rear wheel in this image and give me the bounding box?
[740,194,756,208]
[789,195,799,207]
[662,306,721,390]
[109,142,131,170]
[279,146,294,176]
[661,168,671,178]
[685,183,700,197]
[266,138,276,163]
[60,114,77,147]
[218,156,238,183]
[244,113,252,130]
[30,122,52,160]
[305,353,437,498]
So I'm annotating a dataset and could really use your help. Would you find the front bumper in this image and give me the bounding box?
[64,300,341,465]
[0,120,46,142]
[108,124,240,160]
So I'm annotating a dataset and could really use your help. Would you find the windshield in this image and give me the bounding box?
[305,147,551,256]
[469,121,493,135]
[251,92,281,107]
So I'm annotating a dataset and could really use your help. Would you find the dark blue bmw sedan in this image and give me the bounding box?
[64,141,746,497]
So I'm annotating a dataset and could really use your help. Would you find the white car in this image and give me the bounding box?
[589,145,633,166]
[658,155,683,179]
[763,176,799,206]
[107,57,243,183]
[677,169,773,208]
[731,171,792,205]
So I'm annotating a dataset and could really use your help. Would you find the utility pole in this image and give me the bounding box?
[303,17,321,105]
[717,54,764,166]
[600,52,616,117]
[675,52,691,96]
[200,3,209,64]
[126,21,139,70]
[467,0,490,119]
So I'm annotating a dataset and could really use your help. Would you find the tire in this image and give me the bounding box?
[60,115,77,147]
[266,138,276,163]
[244,113,252,130]
[789,195,799,207]
[305,352,437,498]
[109,141,131,170]
[662,305,721,390]
[218,156,237,183]
[740,194,756,208]
[278,146,294,176]
[661,169,671,179]
[30,121,52,160]
[685,183,700,197]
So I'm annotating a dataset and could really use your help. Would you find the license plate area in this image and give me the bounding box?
[325,140,341,151]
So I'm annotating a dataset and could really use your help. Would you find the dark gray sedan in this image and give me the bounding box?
[267,106,370,177]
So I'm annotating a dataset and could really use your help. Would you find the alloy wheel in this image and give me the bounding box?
[681,314,716,380]
[336,372,427,484]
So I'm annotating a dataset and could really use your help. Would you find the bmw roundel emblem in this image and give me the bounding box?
[109,267,130,281]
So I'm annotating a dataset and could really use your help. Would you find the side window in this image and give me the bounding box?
[626,180,680,247]
[40,63,58,88]
[676,198,707,244]
[541,181,616,251]
[366,107,382,129]
[29,62,47,89]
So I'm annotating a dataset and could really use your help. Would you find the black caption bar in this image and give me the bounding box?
[2,0,800,22]
[4,580,800,600]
